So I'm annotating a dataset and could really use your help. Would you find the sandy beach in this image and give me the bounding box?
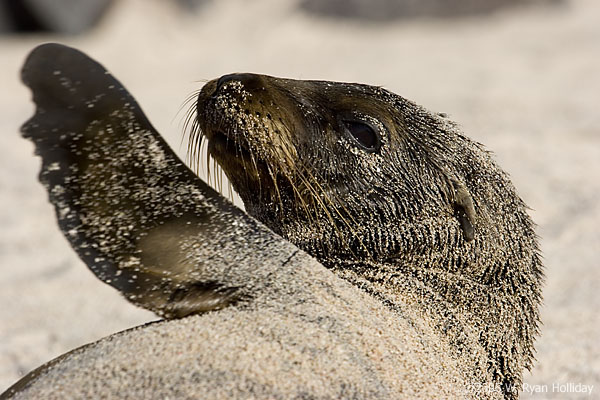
[1,0,598,397]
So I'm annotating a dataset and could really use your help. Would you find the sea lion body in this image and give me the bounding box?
[5,44,542,399]
[195,73,543,398]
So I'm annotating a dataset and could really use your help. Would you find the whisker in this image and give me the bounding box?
[206,145,212,186]
[266,165,283,216]
[199,133,208,177]
[228,180,234,203]
[180,89,206,177]
[295,162,367,258]
[284,174,315,228]
[177,89,201,125]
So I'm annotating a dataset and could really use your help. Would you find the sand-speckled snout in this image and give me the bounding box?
[195,73,302,201]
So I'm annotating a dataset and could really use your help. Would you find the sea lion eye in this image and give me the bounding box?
[342,120,381,152]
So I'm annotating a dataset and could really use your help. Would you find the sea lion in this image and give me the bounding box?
[7,42,492,400]
[5,43,542,399]
[193,73,543,398]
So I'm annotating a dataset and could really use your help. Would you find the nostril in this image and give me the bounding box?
[214,73,262,96]
[215,73,239,93]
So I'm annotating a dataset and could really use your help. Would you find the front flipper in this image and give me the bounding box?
[21,43,275,318]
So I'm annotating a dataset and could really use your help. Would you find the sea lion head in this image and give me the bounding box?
[194,73,478,263]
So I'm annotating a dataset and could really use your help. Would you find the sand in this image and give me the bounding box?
[0,0,598,398]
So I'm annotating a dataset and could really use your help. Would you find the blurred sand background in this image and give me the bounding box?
[0,0,598,397]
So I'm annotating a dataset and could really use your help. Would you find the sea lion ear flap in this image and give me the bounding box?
[451,180,477,242]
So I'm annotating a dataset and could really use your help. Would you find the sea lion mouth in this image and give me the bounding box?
[206,128,270,177]
[204,125,269,176]
[207,129,250,158]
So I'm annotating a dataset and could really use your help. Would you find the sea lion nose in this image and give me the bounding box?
[215,73,262,94]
